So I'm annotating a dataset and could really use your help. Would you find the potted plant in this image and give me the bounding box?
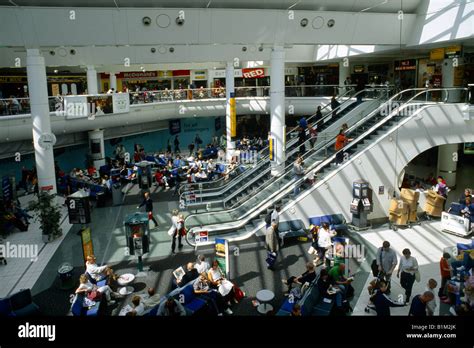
[29,193,62,243]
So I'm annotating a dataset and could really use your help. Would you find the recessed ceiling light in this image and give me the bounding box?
[54,69,58,73]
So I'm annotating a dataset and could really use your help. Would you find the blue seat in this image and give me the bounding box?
[277,220,306,245]
[85,272,107,287]
[71,293,100,316]
[9,289,40,316]
[0,298,15,317]
[180,284,207,315]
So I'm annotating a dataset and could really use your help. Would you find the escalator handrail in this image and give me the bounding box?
[184,87,466,240]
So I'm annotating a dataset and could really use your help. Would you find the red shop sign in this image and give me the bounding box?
[242,68,265,79]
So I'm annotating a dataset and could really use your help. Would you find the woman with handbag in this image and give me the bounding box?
[76,274,120,306]
[397,248,419,304]
[169,209,183,253]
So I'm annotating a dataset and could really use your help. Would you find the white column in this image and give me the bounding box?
[442,58,463,102]
[225,61,235,160]
[89,129,106,169]
[109,73,117,91]
[86,65,98,95]
[270,46,286,176]
[437,144,458,188]
[27,49,57,194]
[339,61,350,94]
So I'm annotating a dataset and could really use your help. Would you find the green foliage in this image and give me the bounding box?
[28,193,62,238]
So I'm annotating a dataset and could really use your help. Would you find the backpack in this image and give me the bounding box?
[265,211,272,225]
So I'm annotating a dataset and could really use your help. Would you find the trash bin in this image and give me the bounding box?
[58,263,74,290]
[96,191,106,208]
[112,183,124,206]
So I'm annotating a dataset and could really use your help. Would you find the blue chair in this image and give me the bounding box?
[0,298,15,317]
[85,272,108,287]
[71,293,100,316]
[9,289,40,316]
[180,284,207,315]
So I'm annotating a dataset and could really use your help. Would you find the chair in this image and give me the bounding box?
[71,293,100,316]
[85,272,108,287]
[9,289,40,316]
[179,284,207,315]
[0,297,15,317]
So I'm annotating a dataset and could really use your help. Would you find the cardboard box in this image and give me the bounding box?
[389,212,409,225]
[424,202,443,217]
[401,188,420,204]
[389,199,409,214]
[408,209,418,222]
[425,190,446,207]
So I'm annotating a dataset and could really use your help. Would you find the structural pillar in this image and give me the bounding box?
[86,65,99,95]
[89,129,106,169]
[27,49,57,194]
[270,46,286,176]
[225,61,236,161]
[339,60,350,94]
[442,58,464,103]
[109,73,117,91]
[437,144,458,188]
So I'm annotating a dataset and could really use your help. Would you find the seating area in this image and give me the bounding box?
[277,219,306,246]
[0,288,40,317]
[308,213,348,234]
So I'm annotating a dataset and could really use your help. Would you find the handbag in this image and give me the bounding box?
[87,290,102,301]
[180,227,187,237]
[167,226,176,237]
[218,279,233,296]
[308,246,317,255]
[415,270,421,282]
[233,286,245,301]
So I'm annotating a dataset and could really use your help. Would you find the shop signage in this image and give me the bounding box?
[0,76,28,83]
[157,71,173,78]
[394,59,416,71]
[242,68,265,79]
[195,230,209,244]
[121,71,158,79]
[172,70,190,77]
[112,93,130,114]
[169,119,181,135]
[213,69,243,78]
[445,45,462,59]
[353,65,365,73]
[430,48,445,60]
[192,70,207,80]
[284,67,298,75]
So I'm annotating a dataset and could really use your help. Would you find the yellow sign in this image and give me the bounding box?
[445,45,462,58]
[269,137,275,161]
[230,95,236,137]
[430,48,444,60]
[453,66,464,87]
[81,227,94,263]
[51,84,60,96]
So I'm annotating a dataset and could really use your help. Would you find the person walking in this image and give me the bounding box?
[330,95,340,117]
[314,222,336,267]
[371,280,405,316]
[265,221,279,270]
[137,192,159,228]
[170,209,183,253]
[334,129,352,165]
[174,135,180,154]
[376,241,398,293]
[438,252,452,300]
[309,125,318,149]
[315,105,322,120]
[397,248,419,304]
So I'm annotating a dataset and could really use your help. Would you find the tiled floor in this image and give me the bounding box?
[0,194,72,298]
[352,220,472,315]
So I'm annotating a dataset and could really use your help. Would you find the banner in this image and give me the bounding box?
[215,117,221,131]
[195,230,209,245]
[80,227,94,263]
[215,238,229,278]
[230,92,236,137]
[242,68,265,79]
[430,48,444,60]
[112,93,130,114]
[269,137,275,161]
[169,119,181,135]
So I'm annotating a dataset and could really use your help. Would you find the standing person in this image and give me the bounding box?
[297,126,307,153]
[409,292,435,316]
[355,79,365,104]
[299,116,308,130]
[376,241,398,293]
[167,138,172,153]
[188,142,195,156]
[425,279,438,316]
[334,129,352,165]
[330,95,340,117]
[344,76,352,93]
[315,105,322,120]
[314,222,337,267]
[174,135,180,154]
[194,133,203,150]
[292,156,305,196]
[371,280,405,316]
[170,209,183,253]
[438,252,452,300]
[397,248,419,304]
[265,221,279,263]
[434,176,448,210]
[137,192,159,228]
[309,125,318,149]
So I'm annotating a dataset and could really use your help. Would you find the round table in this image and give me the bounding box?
[256,289,275,314]
[117,273,135,295]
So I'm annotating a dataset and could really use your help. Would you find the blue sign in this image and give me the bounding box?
[215,117,221,131]
[169,119,181,135]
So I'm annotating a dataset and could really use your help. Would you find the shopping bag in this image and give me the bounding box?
[218,279,234,296]
[168,226,176,237]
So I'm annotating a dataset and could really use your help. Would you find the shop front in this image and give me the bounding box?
[211,68,269,97]
[190,70,208,88]
[394,59,417,89]
[0,73,86,97]
[102,71,173,93]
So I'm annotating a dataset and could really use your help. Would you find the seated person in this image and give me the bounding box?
[451,250,474,278]
[193,273,233,315]
[76,274,119,306]
[328,263,354,299]
[195,169,208,181]
[317,268,343,309]
[207,260,238,304]
[141,288,161,310]
[154,170,169,187]
[459,188,472,205]
[460,196,474,221]
[176,262,199,288]
[157,296,186,316]
[85,255,111,282]
[129,295,146,316]
[281,262,316,295]
[291,303,302,316]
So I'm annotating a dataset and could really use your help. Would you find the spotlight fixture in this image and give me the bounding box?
[258,46,264,52]
[327,19,335,27]
[49,51,55,56]
[150,47,156,53]
[242,46,247,52]
[169,47,175,53]
[176,17,185,25]
[142,16,151,25]
[70,49,76,55]
[300,18,309,27]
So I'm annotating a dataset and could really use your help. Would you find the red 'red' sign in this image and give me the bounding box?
[242,68,265,79]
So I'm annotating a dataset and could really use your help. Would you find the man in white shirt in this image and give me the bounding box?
[315,222,336,266]
[195,255,210,274]
[130,295,146,316]
[85,255,109,281]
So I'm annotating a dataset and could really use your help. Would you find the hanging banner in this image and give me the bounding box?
[169,119,181,135]
[80,227,94,263]
[242,68,265,79]
[215,238,229,278]
[230,92,236,137]
[112,93,130,114]
[269,137,275,161]
[51,84,60,96]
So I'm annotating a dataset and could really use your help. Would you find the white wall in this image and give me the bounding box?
[279,103,474,226]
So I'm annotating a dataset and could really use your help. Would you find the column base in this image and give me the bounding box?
[271,162,285,177]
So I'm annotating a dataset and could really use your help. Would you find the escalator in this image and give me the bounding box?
[180,87,393,211]
[184,88,463,247]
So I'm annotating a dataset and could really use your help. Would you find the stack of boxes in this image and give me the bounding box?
[388,188,420,226]
[424,189,446,217]
[401,188,420,222]
[389,199,409,225]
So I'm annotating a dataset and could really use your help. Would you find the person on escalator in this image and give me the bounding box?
[331,95,340,117]
[315,105,323,120]
[309,125,318,149]
[335,129,353,165]
[298,127,307,154]
[355,79,365,104]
